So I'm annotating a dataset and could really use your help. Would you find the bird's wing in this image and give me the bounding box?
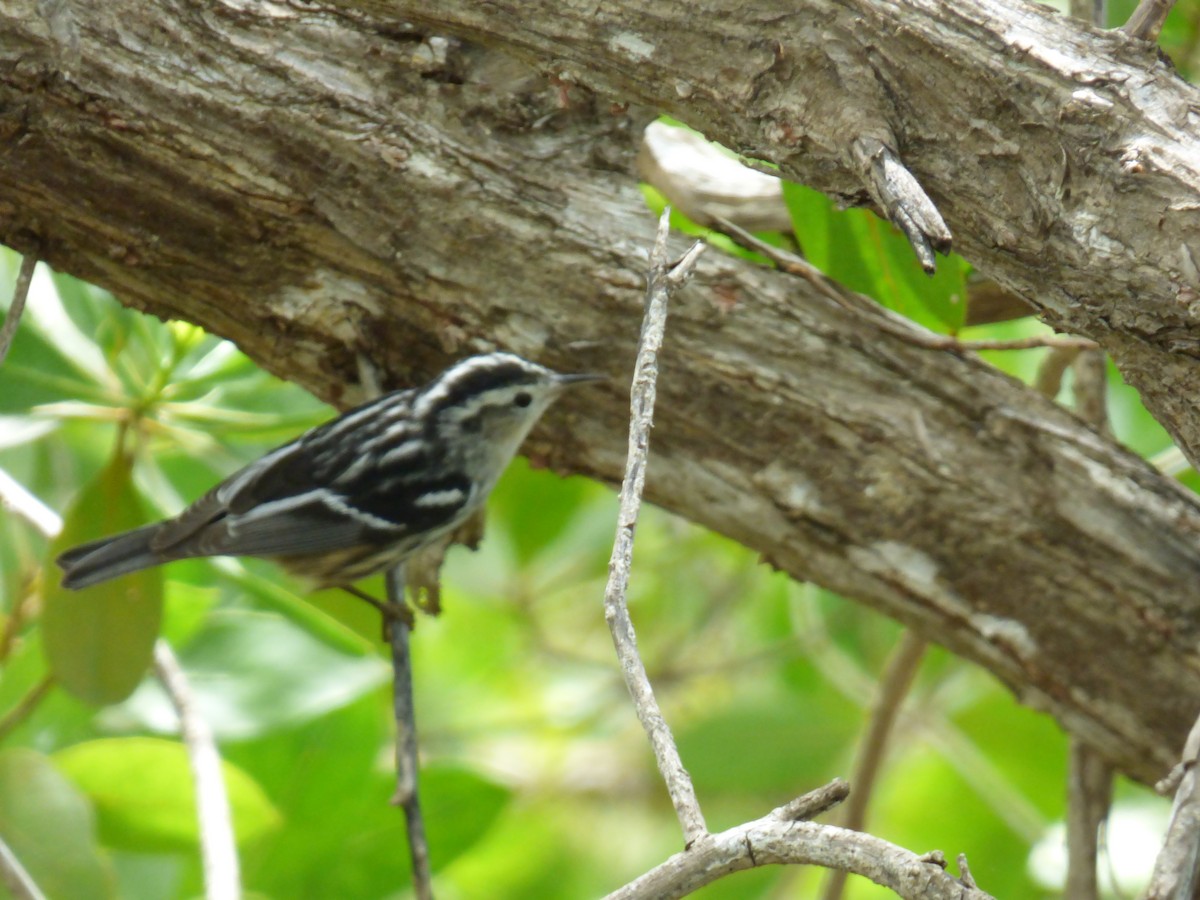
[148,388,473,561]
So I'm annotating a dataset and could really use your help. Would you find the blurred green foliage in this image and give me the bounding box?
[2,3,1198,891]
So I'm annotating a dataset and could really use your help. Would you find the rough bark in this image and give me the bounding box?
[372,0,1200,467]
[2,0,1200,785]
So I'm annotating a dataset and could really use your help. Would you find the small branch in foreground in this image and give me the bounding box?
[821,631,928,900]
[1122,0,1176,40]
[1145,709,1200,899]
[713,217,1098,354]
[385,565,434,900]
[154,640,241,900]
[0,834,45,900]
[0,252,37,370]
[605,779,994,900]
[603,208,707,845]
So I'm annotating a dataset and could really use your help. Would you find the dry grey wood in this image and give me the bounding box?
[605,780,994,900]
[1123,0,1177,39]
[1146,712,1200,900]
[359,0,1200,471]
[154,640,241,900]
[638,122,791,232]
[851,137,951,274]
[0,253,36,369]
[3,1,1200,786]
[604,209,707,845]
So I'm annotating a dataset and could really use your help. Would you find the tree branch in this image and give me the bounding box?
[153,640,241,900]
[384,565,433,900]
[3,2,1200,784]
[0,252,36,369]
[1122,0,1177,40]
[821,631,928,900]
[605,780,994,900]
[1146,710,1200,899]
[603,209,707,844]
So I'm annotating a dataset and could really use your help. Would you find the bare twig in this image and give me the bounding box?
[0,253,37,370]
[1146,710,1200,899]
[852,137,952,274]
[1070,0,1108,26]
[355,351,434,899]
[1064,739,1113,900]
[713,217,1098,354]
[1035,346,1081,399]
[0,834,46,900]
[821,631,928,900]
[1072,349,1112,437]
[0,677,54,743]
[603,208,707,845]
[385,564,433,900]
[604,779,994,900]
[1059,281,1114,900]
[154,640,241,900]
[1122,0,1176,40]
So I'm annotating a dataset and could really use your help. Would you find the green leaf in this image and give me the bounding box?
[0,748,116,900]
[42,445,163,705]
[116,610,388,740]
[53,737,281,852]
[782,180,969,332]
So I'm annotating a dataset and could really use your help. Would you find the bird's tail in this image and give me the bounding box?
[56,524,164,589]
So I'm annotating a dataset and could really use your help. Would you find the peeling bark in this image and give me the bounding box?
[2,0,1200,784]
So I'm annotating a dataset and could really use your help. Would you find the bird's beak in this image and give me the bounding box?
[556,372,607,387]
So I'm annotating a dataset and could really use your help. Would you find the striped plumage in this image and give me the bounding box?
[57,353,600,591]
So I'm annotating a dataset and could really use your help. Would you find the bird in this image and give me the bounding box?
[57,352,602,613]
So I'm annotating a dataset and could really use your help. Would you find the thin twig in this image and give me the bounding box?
[1072,349,1112,437]
[0,834,46,900]
[0,253,37,370]
[1122,0,1176,40]
[712,217,1098,354]
[385,564,433,900]
[1065,739,1113,900]
[356,350,434,898]
[603,208,707,845]
[154,640,241,900]
[1060,290,1114,900]
[820,631,928,900]
[1145,710,1200,898]
[1069,0,1108,26]
[0,677,54,743]
[604,779,994,900]
[1034,345,1081,399]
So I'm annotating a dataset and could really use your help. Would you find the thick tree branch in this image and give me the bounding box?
[363,0,1200,470]
[2,1,1200,786]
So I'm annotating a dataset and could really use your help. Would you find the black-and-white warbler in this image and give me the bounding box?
[57,353,601,595]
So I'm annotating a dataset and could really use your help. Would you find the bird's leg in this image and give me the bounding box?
[340,584,415,640]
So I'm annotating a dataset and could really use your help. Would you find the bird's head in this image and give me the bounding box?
[415,352,602,478]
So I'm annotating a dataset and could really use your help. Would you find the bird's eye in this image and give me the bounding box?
[513,392,532,408]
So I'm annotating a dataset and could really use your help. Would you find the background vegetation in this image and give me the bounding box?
[2,1,1198,897]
